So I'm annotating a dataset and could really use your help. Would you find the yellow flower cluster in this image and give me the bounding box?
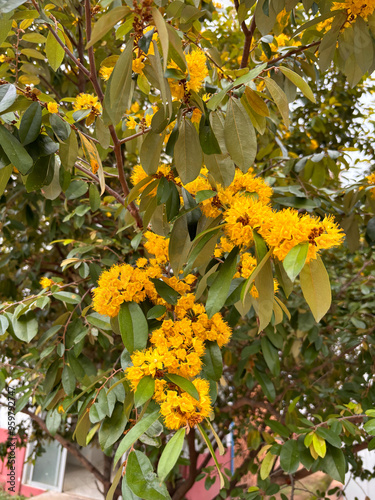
[125,291,231,429]
[73,93,101,114]
[154,378,211,430]
[224,197,344,262]
[334,0,375,19]
[168,50,208,100]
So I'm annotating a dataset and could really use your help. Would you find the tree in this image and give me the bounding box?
[0,0,375,499]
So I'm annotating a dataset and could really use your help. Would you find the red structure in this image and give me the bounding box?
[0,428,44,497]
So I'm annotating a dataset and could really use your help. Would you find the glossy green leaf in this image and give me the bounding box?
[52,291,81,304]
[12,313,38,342]
[202,341,222,381]
[0,84,16,113]
[280,440,300,474]
[283,242,309,282]
[62,364,75,396]
[118,301,148,354]
[127,450,171,500]
[150,278,180,305]
[206,246,239,318]
[140,131,164,174]
[157,428,185,481]
[261,336,280,376]
[99,402,129,450]
[165,373,199,401]
[50,113,71,142]
[114,410,160,467]
[19,102,42,146]
[134,376,155,408]
[0,164,12,196]
[320,446,346,483]
[0,124,33,175]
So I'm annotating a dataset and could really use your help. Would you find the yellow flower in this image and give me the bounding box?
[40,277,55,289]
[132,57,145,74]
[144,231,169,265]
[73,93,101,114]
[127,116,138,130]
[157,378,212,430]
[168,50,208,100]
[334,0,375,20]
[99,66,113,81]
[47,102,59,114]
[310,139,319,150]
[0,54,6,63]
[191,108,202,124]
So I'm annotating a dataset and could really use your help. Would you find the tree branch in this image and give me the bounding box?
[268,41,321,66]
[240,16,256,69]
[21,408,108,487]
[74,162,125,205]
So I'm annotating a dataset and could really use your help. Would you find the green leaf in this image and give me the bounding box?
[19,102,42,146]
[25,155,54,193]
[0,0,28,13]
[283,242,309,282]
[99,402,129,450]
[87,6,129,48]
[224,97,256,173]
[114,410,160,467]
[255,256,274,332]
[12,313,38,342]
[206,246,239,318]
[280,440,300,474]
[279,67,316,103]
[127,450,171,500]
[89,184,101,211]
[152,7,169,71]
[202,341,222,381]
[50,113,71,142]
[46,409,62,436]
[0,164,12,196]
[260,451,277,480]
[0,315,9,335]
[59,130,78,171]
[157,428,185,481]
[147,305,166,319]
[134,376,155,408]
[45,28,65,72]
[150,278,180,305]
[364,418,375,435]
[264,78,290,129]
[0,124,33,175]
[52,291,81,304]
[316,427,341,448]
[195,190,217,204]
[140,131,165,175]
[103,39,134,125]
[165,373,199,401]
[300,256,331,322]
[118,302,148,354]
[174,118,203,184]
[204,153,235,188]
[261,336,280,376]
[199,116,221,155]
[62,364,76,396]
[207,63,267,110]
[312,433,326,458]
[197,424,225,489]
[0,84,17,113]
[168,213,192,275]
[253,369,275,402]
[320,446,346,483]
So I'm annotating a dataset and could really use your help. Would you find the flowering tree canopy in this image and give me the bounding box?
[0,0,375,499]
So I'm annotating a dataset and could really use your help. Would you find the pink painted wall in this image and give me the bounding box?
[0,428,45,497]
[183,448,232,500]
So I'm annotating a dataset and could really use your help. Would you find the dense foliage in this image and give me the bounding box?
[0,0,375,499]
